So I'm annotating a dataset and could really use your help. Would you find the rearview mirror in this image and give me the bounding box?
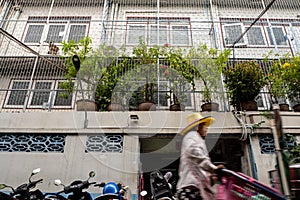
[32,168,41,175]
[0,184,7,190]
[140,191,147,196]
[89,171,95,178]
[54,179,62,186]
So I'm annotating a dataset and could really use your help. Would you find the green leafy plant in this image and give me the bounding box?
[223,60,267,108]
[282,55,300,104]
[264,52,289,104]
[59,36,93,99]
[162,47,196,105]
[187,44,230,103]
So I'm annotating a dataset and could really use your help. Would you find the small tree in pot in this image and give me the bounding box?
[187,44,230,111]
[223,60,267,111]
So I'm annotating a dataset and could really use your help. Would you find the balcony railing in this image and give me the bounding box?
[0,55,288,113]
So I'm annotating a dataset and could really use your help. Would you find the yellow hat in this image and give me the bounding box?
[180,113,215,135]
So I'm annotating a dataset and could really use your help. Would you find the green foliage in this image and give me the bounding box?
[264,52,289,104]
[59,36,93,98]
[187,44,231,103]
[282,55,300,103]
[223,60,267,106]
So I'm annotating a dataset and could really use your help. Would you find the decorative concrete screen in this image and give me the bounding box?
[0,134,66,152]
[85,135,123,153]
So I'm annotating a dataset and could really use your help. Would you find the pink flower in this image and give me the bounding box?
[162,65,167,69]
[164,43,169,47]
[164,70,169,75]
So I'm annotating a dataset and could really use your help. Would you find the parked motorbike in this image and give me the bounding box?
[94,182,128,200]
[51,171,96,200]
[141,170,175,200]
[0,168,44,200]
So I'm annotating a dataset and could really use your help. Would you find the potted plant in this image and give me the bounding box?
[282,55,300,112]
[60,36,120,111]
[162,47,196,111]
[60,36,97,111]
[187,44,230,111]
[129,40,161,111]
[264,53,289,111]
[223,60,267,111]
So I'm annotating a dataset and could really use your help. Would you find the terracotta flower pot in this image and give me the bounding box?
[107,103,124,111]
[279,103,290,111]
[293,104,300,112]
[138,102,156,111]
[240,100,258,111]
[76,99,98,111]
[170,104,185,111]
[201,102,219,111]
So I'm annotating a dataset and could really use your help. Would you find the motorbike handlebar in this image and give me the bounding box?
[64,181,96,193]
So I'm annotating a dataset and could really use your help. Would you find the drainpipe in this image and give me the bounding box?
[0,1,10,28]
[100,0,111,44]
[233,111,258,179]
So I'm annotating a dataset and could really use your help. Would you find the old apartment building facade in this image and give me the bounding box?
[0,0,299,199]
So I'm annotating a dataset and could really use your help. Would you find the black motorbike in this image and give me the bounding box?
[49,171,96,200]
[0,168,44,200]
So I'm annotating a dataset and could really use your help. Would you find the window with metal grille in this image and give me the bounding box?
[24,16,90,44]
[221,18,292,47]
[246,26,266,46]
[0,134,66,153]
[4,80,73,109]
[266,27,287,46]
[86,135,123,153]
[24,25,44,43]
[223,23,246,46]
[127,17,191,46]
[54,81,74,107]
[30,81,53,106]
[6,81,30,107]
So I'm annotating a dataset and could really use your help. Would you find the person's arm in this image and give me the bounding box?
[188,144,217,173]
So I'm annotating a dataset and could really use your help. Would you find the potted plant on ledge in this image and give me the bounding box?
[223,60,267,111]
[187,44,231,111]
[60,37,120,111]
[282,55,300,112]
[264,54,290,111]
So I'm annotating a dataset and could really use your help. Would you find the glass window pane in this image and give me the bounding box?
[30,82,52,106]
[24,25,44,43]
[46,25,65,43]
[172,26,189,45]
[224,24,244,45]
[247,27,265,45]
[68,25,87,42]
[54,82,73,106]
[7,82,29,105]
[267,27,287,46]
[150,26,168,45]
[128,25,146,44]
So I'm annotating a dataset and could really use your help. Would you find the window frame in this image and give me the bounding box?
[126,17,191,46]
[4,80,75,109]
[223,23,247,47]
[28,80,55,108]
[23,17,90,45]
[265,26,288,47]
[245,25,267,47]
[170,25,191,46]
[4,80,30,108]
[52,80,75,109]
